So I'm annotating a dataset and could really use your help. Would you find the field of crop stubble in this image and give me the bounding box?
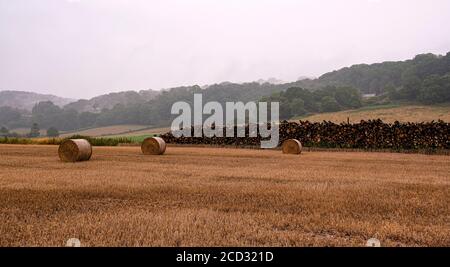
[0,144,449,247]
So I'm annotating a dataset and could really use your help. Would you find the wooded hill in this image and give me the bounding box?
[1,52,449,132]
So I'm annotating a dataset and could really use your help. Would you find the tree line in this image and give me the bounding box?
[261,86,362,119]
[317,52,450,103]
[0,84,359,133]
[1,52,449,135]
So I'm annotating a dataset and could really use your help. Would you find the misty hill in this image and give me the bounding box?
[64,89,159,113]
[313,52,450,95]
[266,52,450,119]
[1,52,449,132]
[89,51,449,125]
[255,78,286,85]
[0,90,75,111]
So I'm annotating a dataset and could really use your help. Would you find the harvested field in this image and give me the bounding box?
[297,105,450,123]
[105,127,170,137]
[0,144,449,247]
[60,125,151,138]
[8,128,47,136]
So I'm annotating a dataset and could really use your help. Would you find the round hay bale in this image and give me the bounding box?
[58,139,92,162]
[141,137,166,155]
[282,139,302,154]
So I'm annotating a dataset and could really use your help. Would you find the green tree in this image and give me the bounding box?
[334,86,362,109]
[0,126,9,136]
[278,96,292,120]
[419,74,450,104]
[385,85,400,100]
[29,123,40,138]
[0,106,22,127]
[31,101,80,131]
[79,112,99,128]
[289,98,306,117]
[320,96,341,112]
[46,127,60,137]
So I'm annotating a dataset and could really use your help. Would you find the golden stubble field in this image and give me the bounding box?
[299,105,450,123]
[0,144,449,247]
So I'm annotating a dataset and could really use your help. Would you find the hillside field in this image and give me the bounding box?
[10,105,449,139]
[296,104,450,123]
[58,125,168,138]
[103,127,170,138]
[0,144,448,247]
[7,128,47,136]
[60,125,152,137]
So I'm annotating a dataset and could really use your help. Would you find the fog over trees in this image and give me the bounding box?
[1,52,449,133]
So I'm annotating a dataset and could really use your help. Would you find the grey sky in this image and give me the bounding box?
[1,0,450,99]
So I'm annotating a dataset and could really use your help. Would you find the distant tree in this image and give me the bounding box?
[385,85,400,100]
[31,101,80,131]
[418,74,450,104]
[334,86,362,109]
[1,51,446,131]
[46,127,59,137]
[285,87,318,112]
[78,112,99,128]
[29,123,40,138]
[320,96,341,112]
[399,71,422,100]
[278,96,292,120]
[0,106,22,127]
[0,126,9,136]
[289,98,306,117]
[8,132,19,138]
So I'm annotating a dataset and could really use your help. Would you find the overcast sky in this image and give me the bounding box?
[1,0,450,99]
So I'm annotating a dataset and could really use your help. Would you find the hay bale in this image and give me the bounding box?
[282,139,302,154]
[141,137,166,155]
[58,139,92,162]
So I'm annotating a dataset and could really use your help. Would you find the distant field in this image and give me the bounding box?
[10,105,449,139]
[104,127,170,137]
[296,104,450,123]
[114,135,154,143]
[60,125,151,137]
[11,125,166,139]
[8,128,46,136]
[0,145,448,246]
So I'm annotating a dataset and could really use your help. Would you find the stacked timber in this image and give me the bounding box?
[160,120,450,150]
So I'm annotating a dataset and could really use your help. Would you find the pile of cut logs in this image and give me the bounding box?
[160,120,450,150]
